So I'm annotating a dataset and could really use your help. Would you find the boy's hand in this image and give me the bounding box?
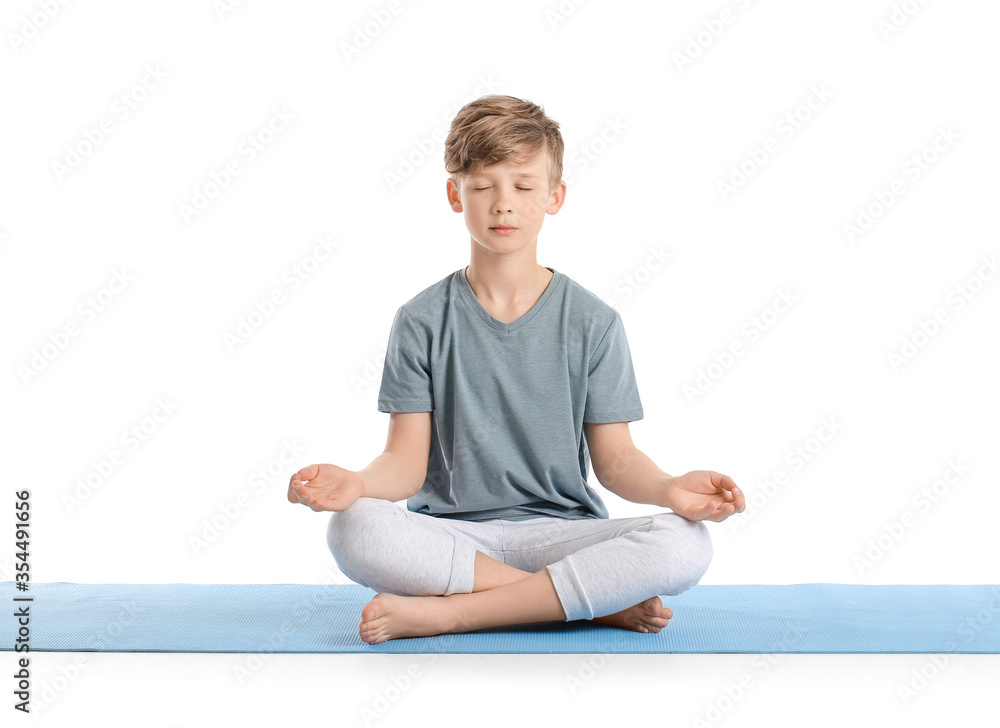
[663,470,744,522]
[287,463,364,512]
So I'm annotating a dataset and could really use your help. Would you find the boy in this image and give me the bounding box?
[288,95,744,645]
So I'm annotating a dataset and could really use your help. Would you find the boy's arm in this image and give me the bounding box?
[585,422,672,508]
[357,412,432,501]
[584,422,744,522]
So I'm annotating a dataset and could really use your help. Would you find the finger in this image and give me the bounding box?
[688,499,715,521]
[287,478,305,503]
[696,471,729,498]
[718,474,744,511]
[708,502,736,523]
[731,483,745,511]
[290,482,337,512]
[306,496,336,512]
[709,472,736,492]
[290,481,312,506]
[712,472,744,508]
[703,500,731,522]
[292,464,319,485]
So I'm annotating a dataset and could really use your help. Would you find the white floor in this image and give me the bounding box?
[17,652,999,726]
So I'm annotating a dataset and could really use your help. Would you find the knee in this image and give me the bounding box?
[686,519,714,581]
[656,514,714,595]
[326,497,397,578]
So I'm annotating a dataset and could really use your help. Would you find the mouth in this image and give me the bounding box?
[490,226,517,231]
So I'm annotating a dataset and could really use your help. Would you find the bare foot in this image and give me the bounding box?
[591,596,672,633]
[358,593,457,645]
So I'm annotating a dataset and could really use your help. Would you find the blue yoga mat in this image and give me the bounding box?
[3,582,998,654]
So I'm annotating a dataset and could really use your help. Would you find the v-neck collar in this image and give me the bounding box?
[458,265,562,334]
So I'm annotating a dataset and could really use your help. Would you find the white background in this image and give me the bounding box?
[1,0,998,725]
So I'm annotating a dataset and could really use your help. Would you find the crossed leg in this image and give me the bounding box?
[358,550,672,645]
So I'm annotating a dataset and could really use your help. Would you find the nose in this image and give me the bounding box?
[494,190,513,214]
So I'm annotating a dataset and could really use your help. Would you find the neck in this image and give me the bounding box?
[465,240,550,305]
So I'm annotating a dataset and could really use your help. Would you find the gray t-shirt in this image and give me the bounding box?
[377,265,644,522]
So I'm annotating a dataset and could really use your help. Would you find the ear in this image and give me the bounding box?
[446,177,464,212]
[546,179,567,215]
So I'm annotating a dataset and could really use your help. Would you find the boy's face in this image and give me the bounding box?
[447,151,566,255]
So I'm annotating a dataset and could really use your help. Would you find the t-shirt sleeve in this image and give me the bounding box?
[583,311,644,423]
[376,306,434,413]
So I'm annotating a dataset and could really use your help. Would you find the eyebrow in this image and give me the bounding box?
[471,173,540,180]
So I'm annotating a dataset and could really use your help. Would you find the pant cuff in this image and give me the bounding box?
[545,556,593,621]
[444,536,478,596]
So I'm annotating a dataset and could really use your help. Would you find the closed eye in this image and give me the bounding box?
[473,187,532,191]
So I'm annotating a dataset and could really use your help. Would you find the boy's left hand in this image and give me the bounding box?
[663,470,744,522]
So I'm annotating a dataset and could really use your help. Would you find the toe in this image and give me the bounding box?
[362,594,390,621]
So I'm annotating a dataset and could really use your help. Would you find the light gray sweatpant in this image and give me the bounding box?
[326,497,713,622]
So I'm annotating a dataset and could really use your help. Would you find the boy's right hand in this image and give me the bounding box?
[287,463,364,512]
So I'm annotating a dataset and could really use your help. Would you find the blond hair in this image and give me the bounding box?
[444,94,564,193]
